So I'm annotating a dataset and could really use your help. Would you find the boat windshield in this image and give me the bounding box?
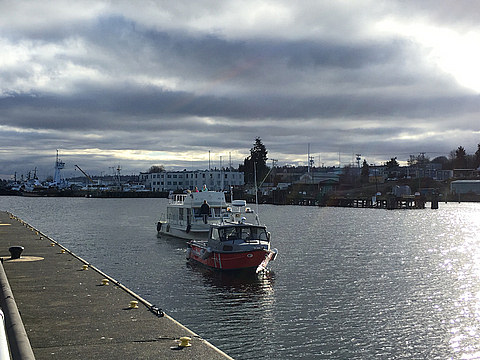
[215,226,269,242]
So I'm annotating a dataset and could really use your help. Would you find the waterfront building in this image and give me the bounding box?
[453,168,480,179]
[140,169,244,192]
[450,180,480,195]
[435,169,454,181]
[298,171,340,184]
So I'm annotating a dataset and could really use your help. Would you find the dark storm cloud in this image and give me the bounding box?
[2,84,480,133]
[1,1,480,178]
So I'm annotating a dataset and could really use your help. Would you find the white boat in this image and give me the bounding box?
[157,191,229,240]
[157,192,260,241]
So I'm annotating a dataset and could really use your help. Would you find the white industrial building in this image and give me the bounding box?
[450,180,480,194]
[140,169,244,192]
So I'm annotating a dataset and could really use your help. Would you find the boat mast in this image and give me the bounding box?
[254,162,260,224]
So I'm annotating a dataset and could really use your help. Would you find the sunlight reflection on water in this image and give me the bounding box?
[2,198,480,359]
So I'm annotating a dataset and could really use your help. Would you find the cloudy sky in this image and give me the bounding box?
[1,0,480,180]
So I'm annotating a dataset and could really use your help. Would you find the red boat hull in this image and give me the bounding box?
[187,244,268,270]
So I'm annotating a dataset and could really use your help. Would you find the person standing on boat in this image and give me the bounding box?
[202,184,208,191]
[200,199,210,224]
[194,186,199,192]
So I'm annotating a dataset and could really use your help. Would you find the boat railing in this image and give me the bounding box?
[168,194,187,205]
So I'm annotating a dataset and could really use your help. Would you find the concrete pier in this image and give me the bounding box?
[0,211,233,360]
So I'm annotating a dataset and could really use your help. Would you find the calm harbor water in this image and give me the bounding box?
[2,196,480,359]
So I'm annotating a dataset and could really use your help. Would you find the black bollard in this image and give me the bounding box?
[9,246,24,259]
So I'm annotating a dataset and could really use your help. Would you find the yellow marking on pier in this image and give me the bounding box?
[3,256,44,262]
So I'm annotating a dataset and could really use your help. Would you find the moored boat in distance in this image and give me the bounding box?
[186,200,278,272]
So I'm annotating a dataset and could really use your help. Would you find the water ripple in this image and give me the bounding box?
[4,199,480,359]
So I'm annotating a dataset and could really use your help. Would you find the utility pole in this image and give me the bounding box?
[307,143,310,173]
[271,159,277,184]
[220,156,224,191]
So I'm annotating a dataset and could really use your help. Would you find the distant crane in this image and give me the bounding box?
[74,165,94,185]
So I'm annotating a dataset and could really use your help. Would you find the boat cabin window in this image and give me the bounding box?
[251,226,269,241]
[240,227,251,240]
[223,227,238,241]
[167,208,176,221]
[211,228,221,241]
[216,226,269,242]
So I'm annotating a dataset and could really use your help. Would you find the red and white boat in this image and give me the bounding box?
[186,200,278,272]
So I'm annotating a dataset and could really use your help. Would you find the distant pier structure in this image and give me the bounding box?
[328,194,439,210]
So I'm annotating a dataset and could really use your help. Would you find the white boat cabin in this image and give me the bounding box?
[165,191,227,228]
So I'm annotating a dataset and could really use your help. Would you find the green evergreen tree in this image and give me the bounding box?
[240,137,269,185]
[454,146,467,168]
[385,157,399,178]
[385,157,399,169]
[361,159,369,183]
[475,144,480,168]
[148,165,165,173]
